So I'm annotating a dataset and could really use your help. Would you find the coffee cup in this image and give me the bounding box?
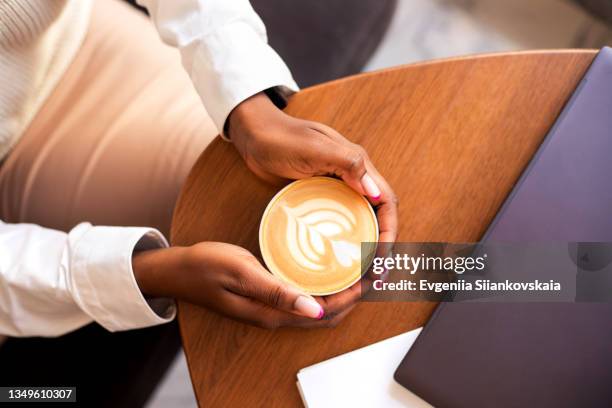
[259,177,379,295]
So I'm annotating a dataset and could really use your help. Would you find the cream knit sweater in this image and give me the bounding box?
[0,0,92,160]
[0,0,91,347]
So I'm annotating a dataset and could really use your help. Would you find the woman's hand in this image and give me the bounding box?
[133,242,356,329]
[137,93,399,330]
[227,92,398,247]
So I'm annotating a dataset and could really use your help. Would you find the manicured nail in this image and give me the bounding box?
[294,296,323,319]
[361,173,381,199]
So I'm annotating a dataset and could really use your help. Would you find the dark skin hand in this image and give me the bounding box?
[133,91,398,329]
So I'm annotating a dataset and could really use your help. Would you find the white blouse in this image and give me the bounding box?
[0,0,298,340]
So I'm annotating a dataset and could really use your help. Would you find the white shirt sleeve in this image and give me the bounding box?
[0,221,175,337]
[136,0,299,136]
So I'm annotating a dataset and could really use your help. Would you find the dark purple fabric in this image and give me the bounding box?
[574,0,612,25]
[123,0,397,87]
[251,0,397,87]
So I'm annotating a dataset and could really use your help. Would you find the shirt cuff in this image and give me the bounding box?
[189,20,299,140]
[67,223,176,332]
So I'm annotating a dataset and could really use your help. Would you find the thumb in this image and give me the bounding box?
[241,263,324,319]
[312,141,381,200]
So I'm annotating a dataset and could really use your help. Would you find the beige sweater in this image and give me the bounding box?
[0,0,92,160]
[0,0,91,346]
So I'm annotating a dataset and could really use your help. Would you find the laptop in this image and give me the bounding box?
[394,47,612,408]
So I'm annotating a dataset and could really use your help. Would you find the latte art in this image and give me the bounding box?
[283,199,361,271]
[260,177,378,295]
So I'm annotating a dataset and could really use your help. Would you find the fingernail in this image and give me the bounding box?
[361,173,381,199]
[381,268,390,282]
[294,296,324,319]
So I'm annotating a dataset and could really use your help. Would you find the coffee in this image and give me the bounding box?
[259,177,379,295]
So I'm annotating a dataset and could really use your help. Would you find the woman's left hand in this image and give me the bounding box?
[227,92,398,248]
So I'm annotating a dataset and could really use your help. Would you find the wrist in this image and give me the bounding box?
[132,247,185,298]
[227,92,282,144]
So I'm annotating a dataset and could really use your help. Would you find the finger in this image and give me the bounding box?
[363,160,399,254]
[318,126,383,200]
[309,143,368,193]
[290,303,357,329]
[320,303,356,327]
[222,290,359,329]
[229,259,324,319]
[316,280,363,316]
[279,302,358,329]
[305,127,371,195]
[309,124,387,202]
[217,293,312,329]
[317,142,382,201]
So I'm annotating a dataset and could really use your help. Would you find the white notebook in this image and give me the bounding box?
[296,328,432,408]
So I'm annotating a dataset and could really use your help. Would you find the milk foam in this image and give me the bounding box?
[260,177,378,295]
[282,198,360,272]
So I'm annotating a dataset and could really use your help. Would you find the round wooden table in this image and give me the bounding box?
[171,50,596,407]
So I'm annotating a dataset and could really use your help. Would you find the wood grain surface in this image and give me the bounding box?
[170,50,596,407]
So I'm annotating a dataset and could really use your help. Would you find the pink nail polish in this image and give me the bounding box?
[317,308,325,320]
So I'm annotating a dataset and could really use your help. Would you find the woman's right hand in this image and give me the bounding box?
[132,242,358,329]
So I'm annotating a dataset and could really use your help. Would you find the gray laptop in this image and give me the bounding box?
[394,47,612,408]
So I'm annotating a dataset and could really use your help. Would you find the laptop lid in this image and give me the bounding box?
[394,47,612,408]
